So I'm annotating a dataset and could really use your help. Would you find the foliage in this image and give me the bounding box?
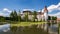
[1,9,57,22]
[33,11,37,22]
[10,11,14,21]
[13,10,18,21]
[0,16,5,22]
[10,10,18,21]
[18,10,21,22]
[48,16,57,20]
[52,16,57,20]
[48,16,51,20]
[24,12,28,22]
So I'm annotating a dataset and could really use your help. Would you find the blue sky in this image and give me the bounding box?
[0,0,60,17]
[0,0,60,10]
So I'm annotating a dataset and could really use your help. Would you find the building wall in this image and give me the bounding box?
[28,15,34,20]
[21,13,46,21]
[37,15,42,21]
[44,12,48,21]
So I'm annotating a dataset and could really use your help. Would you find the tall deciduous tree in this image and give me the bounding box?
[33,11,37,22]
[24,12,28,22]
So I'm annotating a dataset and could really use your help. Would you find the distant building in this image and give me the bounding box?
[21,6,48,21]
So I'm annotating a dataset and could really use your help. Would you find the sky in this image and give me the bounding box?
[0,0,60,17]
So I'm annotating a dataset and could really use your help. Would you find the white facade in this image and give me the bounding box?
[21,12,48,21]
[28,15,33,20]
[37,15,41,21]
[21,6,48,21]
[44,12,48,21]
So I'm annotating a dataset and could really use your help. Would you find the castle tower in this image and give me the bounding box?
[44,6,48,13]
[44,6,48,21]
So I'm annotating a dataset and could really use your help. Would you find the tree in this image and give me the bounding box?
[48,16,51,20]
[24,12,28,22]
[13,10,18,21]
[18,10,21,22]
[10,11,14,21]
[48,16,57,20]
[33,11,37,22]
[0,16,5,22]
[52,16,57,20]
[10,10,18,21]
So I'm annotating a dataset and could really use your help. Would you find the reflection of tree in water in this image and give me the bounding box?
[10,25,48,34]
[10,26,17,34]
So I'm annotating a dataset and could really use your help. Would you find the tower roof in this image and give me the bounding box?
[44,6,48,12]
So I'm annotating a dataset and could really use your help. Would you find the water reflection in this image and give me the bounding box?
[10,25,48,34]
[0,24,10,32]
[0,23,58,34]
[50,24,58,32]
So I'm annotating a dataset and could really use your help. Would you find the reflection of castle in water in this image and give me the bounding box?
[21,6,48,21]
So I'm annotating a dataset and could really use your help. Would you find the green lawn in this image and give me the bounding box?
[11,22,47,27]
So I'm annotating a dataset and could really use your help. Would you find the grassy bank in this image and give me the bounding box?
[10,22,47,27]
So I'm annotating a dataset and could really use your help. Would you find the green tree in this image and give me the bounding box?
[33,11,37,22]
[10,11,14,21]
[0,16,5,22]
[52,16,57,20]
[18,10,21,22]
[10,10,18,21]
[13,10,18,21]
[24,12,28,22]
[48,16,51,20]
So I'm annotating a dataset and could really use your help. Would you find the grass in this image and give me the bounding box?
[10,22,47,27]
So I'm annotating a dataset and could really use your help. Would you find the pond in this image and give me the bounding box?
[48,24,58,34]
[0,23,58,34]
[49,24,58,32]
[0,24,10,32]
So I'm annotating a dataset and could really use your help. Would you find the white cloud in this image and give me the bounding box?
[41,2,60,12]
[23,9,34,11]
[3,8,12,13]
[0,8,12,17]
[47,2,60,12]
[38,10,42,12]
[45,2,60,18]
[3,8,8,11]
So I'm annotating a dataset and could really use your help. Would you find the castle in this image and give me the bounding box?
[21,6,48,21]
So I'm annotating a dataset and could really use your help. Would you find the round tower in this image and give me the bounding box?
[44,6,48,21]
